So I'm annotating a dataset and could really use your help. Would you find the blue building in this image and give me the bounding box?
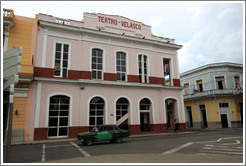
[180,62,243,129]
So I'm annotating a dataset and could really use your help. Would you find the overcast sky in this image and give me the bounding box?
[2,1,244,73]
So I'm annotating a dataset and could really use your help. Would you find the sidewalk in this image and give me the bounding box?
[40,153,243,163]
[7,127,242,146]
[8,131,199,146]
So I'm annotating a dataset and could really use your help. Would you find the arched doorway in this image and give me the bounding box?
[140,98,151,132]
[89,97,105,130]
[165,98,178,130]
[116,97,129,130]
[48,95,70,138]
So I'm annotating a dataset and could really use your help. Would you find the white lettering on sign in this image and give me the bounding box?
[98,16,141,30]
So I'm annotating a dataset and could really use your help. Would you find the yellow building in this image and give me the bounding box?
[180,63,243,129]
[3,9,38,143]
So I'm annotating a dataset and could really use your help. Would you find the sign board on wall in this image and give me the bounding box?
[3,47,22,91]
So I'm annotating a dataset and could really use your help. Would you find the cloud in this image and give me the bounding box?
[178,3,243,73]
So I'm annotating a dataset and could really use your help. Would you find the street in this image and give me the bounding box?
[2,128,243,163]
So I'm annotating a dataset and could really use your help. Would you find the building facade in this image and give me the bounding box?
[180,63,243,129]
[30,12,185,141]
[3,9,38,143]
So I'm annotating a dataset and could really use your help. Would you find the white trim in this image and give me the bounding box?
[218,102,232,128]
[176,52,180,79]
[195,78,204,92]
[87,95,108,126]
[45,92,73,128]
[183,82,191,95]
[137,53,149,83]
[90,47,105,80]
[164,96,180,122]
[214,74,227,90]
[52,41,71,78]
[138,96,155,125]
[34,76,184,90]
[42,29,48,67]
[115,50,128,82]
[180,94,185,123]
[162,56,174,86]
[35,82,42,128]
[114,96,132,125]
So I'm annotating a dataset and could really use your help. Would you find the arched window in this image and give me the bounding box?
[48,95,70,137]
[91,48,103,79]
[140,98,151,110]
[116,98,129,121]
[89,97,105,127]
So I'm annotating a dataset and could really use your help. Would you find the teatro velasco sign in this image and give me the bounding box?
[83,12,152,38]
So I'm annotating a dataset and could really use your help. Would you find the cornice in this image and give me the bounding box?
[180,62,243,78]
[34,77,183,90]
[38,20,182,50]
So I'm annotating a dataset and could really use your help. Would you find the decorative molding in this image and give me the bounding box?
[35,82,42,128]
[34,76,183,90]
[39,21,181,52]
[42,29,48,67]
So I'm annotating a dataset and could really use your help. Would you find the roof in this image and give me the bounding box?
[180,62,243,77]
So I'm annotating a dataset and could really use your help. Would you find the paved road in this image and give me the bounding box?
[2,128,243,163]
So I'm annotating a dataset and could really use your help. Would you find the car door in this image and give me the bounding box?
[96,127,112,141]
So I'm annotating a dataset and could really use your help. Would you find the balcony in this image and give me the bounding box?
[3,8,15,28]
[184,88,243,100]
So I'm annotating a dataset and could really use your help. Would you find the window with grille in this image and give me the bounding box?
[92,49,103,79]
[48,95,70,137]
[54,43,69,78]
[116,52,126,81]
[138,54,148,83]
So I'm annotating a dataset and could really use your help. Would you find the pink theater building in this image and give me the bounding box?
[31,12,184,140]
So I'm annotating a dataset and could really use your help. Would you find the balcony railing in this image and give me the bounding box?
[184,88,243,100]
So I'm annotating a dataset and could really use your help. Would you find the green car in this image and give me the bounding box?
[77,124,130,146]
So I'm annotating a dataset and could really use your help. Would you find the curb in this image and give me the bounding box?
[5,131,199,146]
[4,127,242,146]
[129,131,199,138]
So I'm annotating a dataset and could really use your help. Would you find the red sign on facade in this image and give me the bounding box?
[98,16,141,30]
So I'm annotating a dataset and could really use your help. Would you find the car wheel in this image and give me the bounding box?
[115,137,123,143]
[85,138,93,146]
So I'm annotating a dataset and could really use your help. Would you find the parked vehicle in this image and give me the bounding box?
[77,124,131,146]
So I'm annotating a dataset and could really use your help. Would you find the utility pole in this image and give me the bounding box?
[6,93,14,162]
[3,47,22,162]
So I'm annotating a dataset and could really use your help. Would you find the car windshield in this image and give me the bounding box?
[91,126,98,132]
